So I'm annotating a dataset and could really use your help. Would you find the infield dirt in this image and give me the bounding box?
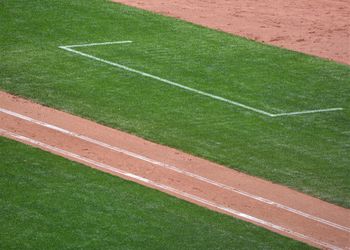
[1,91,349,249]
[112,0,350,65]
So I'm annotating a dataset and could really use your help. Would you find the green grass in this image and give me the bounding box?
[0,0,349,207]
[0,137,313,249]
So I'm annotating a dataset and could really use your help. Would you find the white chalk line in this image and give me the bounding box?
[63,41,133,48]
[59,45,272,117]
[273,108,344,117]
[0,128,342,250]
[59,41,343,117]
[1,107,349,233]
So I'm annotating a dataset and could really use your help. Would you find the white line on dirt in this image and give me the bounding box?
[1,107,348,233]
[59,41,343,117]
[0,128,342,250]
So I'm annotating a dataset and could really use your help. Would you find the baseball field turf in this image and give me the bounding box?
[0,0,349,237]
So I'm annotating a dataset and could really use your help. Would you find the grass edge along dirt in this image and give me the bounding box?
[0,137,314,249]
[0,0,349,208]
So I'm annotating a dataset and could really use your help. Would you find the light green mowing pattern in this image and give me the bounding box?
[0,137,313,249]
[0,0,349,207]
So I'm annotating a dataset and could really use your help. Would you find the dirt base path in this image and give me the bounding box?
[0,91,349,249]
[112,0,350,65]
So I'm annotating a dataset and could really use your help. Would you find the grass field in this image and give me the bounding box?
[0,137,313,249]
[0,0,349,212]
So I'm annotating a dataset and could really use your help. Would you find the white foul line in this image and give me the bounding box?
[0,128,342,250]
[59,41,343,117]
[1,107,348,233]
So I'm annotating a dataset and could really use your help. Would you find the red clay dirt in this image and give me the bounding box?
[112,0,350,65]
[1,91,349,249]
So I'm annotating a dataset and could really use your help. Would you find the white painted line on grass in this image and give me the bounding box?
[0,128,342,250]
[63,41,133,48]
[1,107,349,233]
[272,108,344,117]
[59,44,274,117]
[59,41,343,117]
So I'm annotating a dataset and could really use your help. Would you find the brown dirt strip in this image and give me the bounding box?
[112,0,350,65]
[1,92,349,249]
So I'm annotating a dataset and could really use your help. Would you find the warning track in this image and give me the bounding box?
[0,91,349,249]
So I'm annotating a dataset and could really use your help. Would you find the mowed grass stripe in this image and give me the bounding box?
[0,137,313,249]
[0,0,349,207]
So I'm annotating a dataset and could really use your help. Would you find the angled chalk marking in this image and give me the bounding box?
[59,41,343,117]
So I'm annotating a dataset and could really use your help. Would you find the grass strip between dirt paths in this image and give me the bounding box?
[0,0,349,207]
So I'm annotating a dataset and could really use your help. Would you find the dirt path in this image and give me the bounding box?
[0,91,349,249]
[112,0,350,65]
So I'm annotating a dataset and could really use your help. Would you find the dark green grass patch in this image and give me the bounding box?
[0,137,313,249]
[0,0,349,207]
